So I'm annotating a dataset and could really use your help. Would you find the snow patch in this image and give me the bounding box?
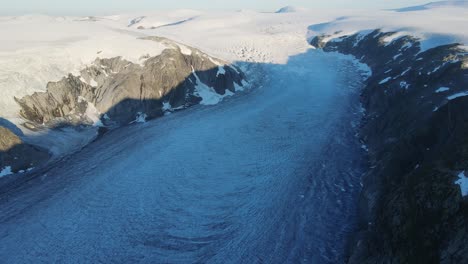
[455,171,468,197]
[435,87,450,93]
[400,81,410,89]
[0,166,13,177]
[447,91,468,100]
[162,101,172,111]
[383,32,409,46]
[216,66,226,77]
[90,79,98,87]
[192,66,225,105]
[78,96,103,127]
[85,102,103,127]
[379,77,392,84]
[133,112,147,123]
[177,43,192,55]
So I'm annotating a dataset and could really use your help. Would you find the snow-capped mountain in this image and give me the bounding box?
[275,6,308,13]
[395,0,468,12]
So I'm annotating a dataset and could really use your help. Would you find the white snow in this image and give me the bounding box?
[0,5,466,167]
[379,77,392,84]
[0,15,171,122]
[217,66,226,77]
[89,79,98,87]
[435,87,450,93]
[133,112,147,123]
[84,102,103,127]
[396,1,468,12]
[125,10,202,29]
[447,91,468,100]
[455,171,468,197]
[162,101,172,111]
[399,68,411,77]
[192,67,226,105]
[401,42,413,50]
[400,81,410,89]
[393,53,402,60]
[0,166,13,178]
[307,5,468,53]
[78,96,103,126]
[383,32,410,46]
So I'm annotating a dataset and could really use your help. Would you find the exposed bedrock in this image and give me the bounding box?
[15,37,246,129]
[312,30,468,263]
[0,126,50,174]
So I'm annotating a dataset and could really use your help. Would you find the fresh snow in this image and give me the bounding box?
[435,87,450,93]
[455,171,468,197]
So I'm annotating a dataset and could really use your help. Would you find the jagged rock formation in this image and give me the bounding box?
[312,30,468,263]
[0,126,50,174]
[15,37,246,128]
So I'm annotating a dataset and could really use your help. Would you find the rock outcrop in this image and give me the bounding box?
[312,30,468,263]
[15,37,246,128]
[0,126,50,174]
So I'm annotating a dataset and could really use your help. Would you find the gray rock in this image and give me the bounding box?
[0,126,50,173]
[16,37,246,127]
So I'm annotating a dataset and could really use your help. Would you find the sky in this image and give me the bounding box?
[0,0,439,15]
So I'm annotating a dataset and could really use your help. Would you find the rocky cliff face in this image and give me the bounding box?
[0,126,50,174]
[15,37,246,129]
[312,30,468,263]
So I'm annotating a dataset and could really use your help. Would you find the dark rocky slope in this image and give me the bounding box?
[15,37,246,129]
[0,126,50,174]
[312,31,468,263]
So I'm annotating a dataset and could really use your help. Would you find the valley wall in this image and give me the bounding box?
[312,30,468,263]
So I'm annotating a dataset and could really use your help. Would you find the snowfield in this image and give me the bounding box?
[1,2,467,125]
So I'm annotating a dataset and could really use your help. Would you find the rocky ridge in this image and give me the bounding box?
[3,37,246,176]
[15,36,246,129]
[312,30,468,263]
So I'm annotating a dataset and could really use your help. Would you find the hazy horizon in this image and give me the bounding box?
[0,0,445,16]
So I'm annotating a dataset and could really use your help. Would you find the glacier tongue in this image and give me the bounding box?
[0,50,366,263]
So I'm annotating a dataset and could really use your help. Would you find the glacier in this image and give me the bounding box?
[0,50,367,263]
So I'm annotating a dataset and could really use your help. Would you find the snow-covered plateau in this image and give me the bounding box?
[0,1,467,263]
